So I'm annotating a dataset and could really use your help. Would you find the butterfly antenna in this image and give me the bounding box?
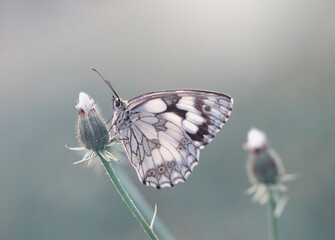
[92,68,120,99]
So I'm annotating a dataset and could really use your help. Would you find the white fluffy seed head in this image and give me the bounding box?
[76,92,95,114]
[247,128,267,150]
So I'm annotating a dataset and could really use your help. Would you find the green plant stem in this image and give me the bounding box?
[98,153,159,240]
[267,194,278,240]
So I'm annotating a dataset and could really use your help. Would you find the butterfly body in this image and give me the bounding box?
[111,99,131,132]
[110,89,233,189]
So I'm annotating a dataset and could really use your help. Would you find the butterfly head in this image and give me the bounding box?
[111,95,128,129]
[112,96,124,110]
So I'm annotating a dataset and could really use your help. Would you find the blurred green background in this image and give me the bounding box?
[1,0,335,239]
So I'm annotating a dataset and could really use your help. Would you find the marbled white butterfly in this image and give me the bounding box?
[95,70,233,189]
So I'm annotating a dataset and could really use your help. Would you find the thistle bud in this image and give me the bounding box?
[244,128,284,185]
[244,128,297,217]
[76,92,109,150]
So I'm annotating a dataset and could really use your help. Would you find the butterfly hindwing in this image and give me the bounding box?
[122,112,200,188]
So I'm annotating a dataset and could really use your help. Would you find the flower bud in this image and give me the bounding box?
[76,92,109,150]
[244,128,268,153]
[244,128,284,184]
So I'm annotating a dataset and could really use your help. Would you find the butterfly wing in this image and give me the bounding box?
[122,90,233,188]
[122,112,200,188]
[127,89,233,149]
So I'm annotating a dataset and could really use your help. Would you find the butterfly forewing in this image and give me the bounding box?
[118,89,233,189]
[128,90,233,149]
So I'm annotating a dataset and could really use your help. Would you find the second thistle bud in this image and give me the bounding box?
[76,92,109,150]
[244,128,284,185]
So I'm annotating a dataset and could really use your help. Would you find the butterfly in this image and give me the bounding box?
[94,70,233,189]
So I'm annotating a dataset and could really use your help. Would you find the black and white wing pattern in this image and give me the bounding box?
[121,90,233,189]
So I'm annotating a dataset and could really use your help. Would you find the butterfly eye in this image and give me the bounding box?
[115,100,121,107]
[113,99,121,109]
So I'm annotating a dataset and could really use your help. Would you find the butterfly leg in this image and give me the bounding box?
[105,116,113,125]
[116,132,129,141]
[97,125,115,144]
[107,132,129,143]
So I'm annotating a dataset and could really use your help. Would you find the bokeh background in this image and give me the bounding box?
[1,0,335,239]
